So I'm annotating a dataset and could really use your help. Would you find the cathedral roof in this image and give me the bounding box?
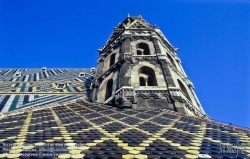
[0,100,249,158]
[0,68,94,113]
[0,69,249,158]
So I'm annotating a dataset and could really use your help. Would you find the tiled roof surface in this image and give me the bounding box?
[0,69,94,112]
[0,69,93,82]
[0,100,249,159]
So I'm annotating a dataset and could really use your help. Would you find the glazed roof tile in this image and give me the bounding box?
[0,68,94,112]
[0,100,249,159]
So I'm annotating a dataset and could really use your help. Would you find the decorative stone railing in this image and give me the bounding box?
[105,86,209,119]
[133,55,157,60]
[114,86,135,103]
[156,54,167,60]
[168,87,183,97]
[134,87,168,94]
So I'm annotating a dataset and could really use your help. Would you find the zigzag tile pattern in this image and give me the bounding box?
[0,100,249,159]
[0,69,94,112]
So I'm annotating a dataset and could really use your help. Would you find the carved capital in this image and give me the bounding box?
[120,34,132,42]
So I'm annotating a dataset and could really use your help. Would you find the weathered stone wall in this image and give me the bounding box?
[136,96,174,110]
[102,46,121,73]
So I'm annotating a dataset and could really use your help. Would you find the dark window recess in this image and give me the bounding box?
[138,66,158,86]
[137,50,142,55]
[14,83,19,87]
[0,95,10,112]
[109,54,116,67]
[23,95,29,104]
[105,79,113,100]
[34,74,37,81]
[21,76,26,81]
[148,76,154,86]
[28,87,32,92]
[139,77,146,86]
[136,43,150,55]
[58,84,64,88]
[79,73,85,77]
[178,79,192,102]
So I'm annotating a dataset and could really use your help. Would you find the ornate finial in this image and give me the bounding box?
[138,14,142,18]
[127,13,130,17]
[174,48,180,52]
[97,49,102,53]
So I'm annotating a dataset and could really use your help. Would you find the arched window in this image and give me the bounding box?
[138,66,157,86]
[136,43,150,55]
[177,79,191,102]
[109,54,116,67]
[167,53,177,68]
[105,79,113,100]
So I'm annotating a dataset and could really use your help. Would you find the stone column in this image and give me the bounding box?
[145,78,148,86]
[89,81,99,102]
[119,37,132,87]
[96,55,105,77]
[151,36,176,87]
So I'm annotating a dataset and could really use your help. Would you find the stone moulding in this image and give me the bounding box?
[112,86,209,119]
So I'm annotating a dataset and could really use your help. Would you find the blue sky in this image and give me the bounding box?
[0,0,249,127]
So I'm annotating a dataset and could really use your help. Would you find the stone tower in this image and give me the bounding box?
[90,15,208,119]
